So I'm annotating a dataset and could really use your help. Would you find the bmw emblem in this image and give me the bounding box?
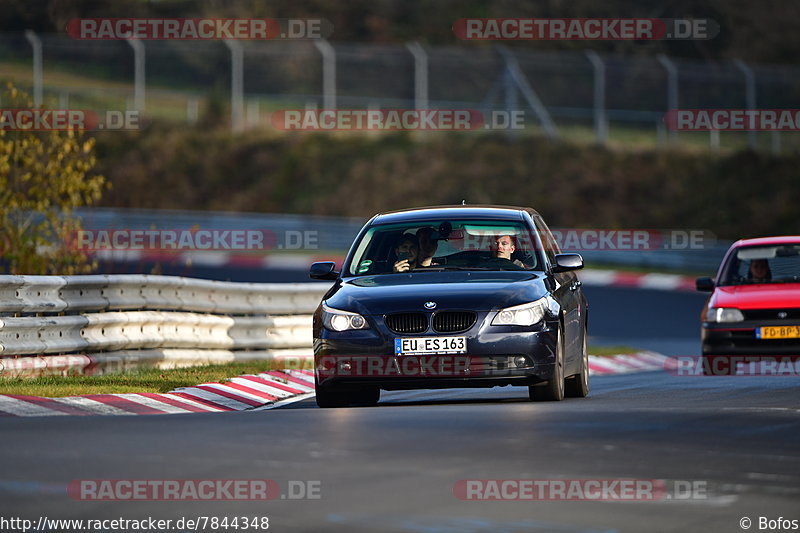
[424,301,437,310]
[778,311,788,319]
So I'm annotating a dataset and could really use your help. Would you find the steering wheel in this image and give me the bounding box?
[483,257,525,270]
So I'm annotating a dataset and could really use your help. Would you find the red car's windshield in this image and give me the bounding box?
[718,244,800,286]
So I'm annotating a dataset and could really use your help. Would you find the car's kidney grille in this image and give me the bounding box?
[433,311,477,333]
[743,308,800,320]
[385,313,428,334]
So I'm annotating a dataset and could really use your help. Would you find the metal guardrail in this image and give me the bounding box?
[0,275,331,377]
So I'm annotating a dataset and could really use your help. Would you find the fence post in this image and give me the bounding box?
[771,132,781,155]
[496,46,558,140]
[224,39,244,132]
[585,50,608,146]
[734,59,757,150]
[24,30,42,107]
[125,38,145,113]
[314,39,336,110]
[657,54,679,145]
[406,42,428,110]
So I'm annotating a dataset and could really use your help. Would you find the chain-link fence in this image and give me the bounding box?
[2,31,800,152]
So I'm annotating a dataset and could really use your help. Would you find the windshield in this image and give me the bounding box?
[345,219,544,276]
[718,244,800,286]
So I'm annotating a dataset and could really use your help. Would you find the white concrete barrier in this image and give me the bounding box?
[0,274,330,376]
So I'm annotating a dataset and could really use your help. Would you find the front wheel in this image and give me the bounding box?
[530,325,565,402]
[565,326,589,398]
[315,384,380,408]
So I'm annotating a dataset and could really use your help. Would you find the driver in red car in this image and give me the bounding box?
[748,258,772,283]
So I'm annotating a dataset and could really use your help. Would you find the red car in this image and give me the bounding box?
[697,236,800,356]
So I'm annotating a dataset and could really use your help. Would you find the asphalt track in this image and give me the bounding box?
[1,285,798,533]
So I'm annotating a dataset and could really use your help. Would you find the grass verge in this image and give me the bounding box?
[0,361,307,397]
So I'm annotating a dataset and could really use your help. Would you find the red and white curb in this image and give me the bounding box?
[0,354,673,417]
[0,369,315,418]
[588,351,677,375]
[579,270,697,292]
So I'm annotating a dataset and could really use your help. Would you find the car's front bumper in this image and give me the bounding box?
[702,321,800,355]
[314,314,559,391]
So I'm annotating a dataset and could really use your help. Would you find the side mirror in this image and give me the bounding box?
[552,253,584,273]
[696,277,715,292]
[310,261,339,280]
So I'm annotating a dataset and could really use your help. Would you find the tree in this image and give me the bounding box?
[0,83,107,275]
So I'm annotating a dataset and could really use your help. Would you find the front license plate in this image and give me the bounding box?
[756,325,800,339]
[395,337,467,355]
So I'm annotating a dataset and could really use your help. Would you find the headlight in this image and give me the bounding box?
[322,304,369,332]
[706,307,745,323]
[491,297,553,326]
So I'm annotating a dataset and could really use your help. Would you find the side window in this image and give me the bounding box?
[533,216,559,265]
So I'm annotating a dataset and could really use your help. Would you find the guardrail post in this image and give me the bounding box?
[657,54,679,145]
[224,39,244,132]
[406,42,428,110]
[24,30,42,107]
[585,50,608,146]
[314,39,336,110]
[734,59,757,150]
[125,37,146,113]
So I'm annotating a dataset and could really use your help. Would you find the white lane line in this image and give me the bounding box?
[116,394,193,414]
[50,397,136,416]
[0,396,67,417]
[171,388,252,410]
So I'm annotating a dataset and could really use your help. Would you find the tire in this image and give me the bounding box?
[530,324,565,402]
[315,385,350,408]
[315,384,380,408]
[565,326,589,398]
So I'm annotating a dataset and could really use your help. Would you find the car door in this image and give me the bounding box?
[534,216,581,373]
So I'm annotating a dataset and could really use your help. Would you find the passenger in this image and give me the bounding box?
[416,227,439,267]
[392,234,420,273]
[748,258,772,282]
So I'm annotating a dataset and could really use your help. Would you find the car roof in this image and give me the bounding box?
[732,236,800,248]
[371,205,541,225]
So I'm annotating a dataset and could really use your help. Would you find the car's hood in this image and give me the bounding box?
[325,271,548,315]
[711,283,800,309]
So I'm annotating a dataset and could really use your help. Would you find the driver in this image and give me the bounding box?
[492,234,526,267]
[748,258,772,282]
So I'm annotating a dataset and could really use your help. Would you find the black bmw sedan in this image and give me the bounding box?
[309,205,588,407]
